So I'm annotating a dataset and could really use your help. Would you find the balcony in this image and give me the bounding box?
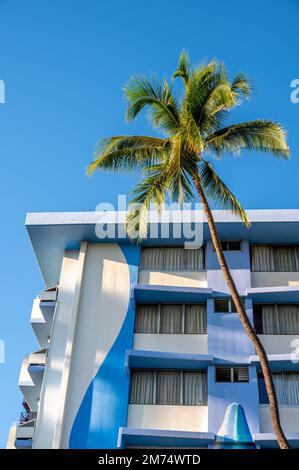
[139,247,207,288]
[18,350,46,411]
[37,286,58,302]
[6,411,37,449]
[133,334,208,354]
[127,404,208,433]
[31,288,57,349]
[251,272,299,288]
[138,270,207,288]
[259,405,299,433]
[250,245,299,288]
[258,334,299,355]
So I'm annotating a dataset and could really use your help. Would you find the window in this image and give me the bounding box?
[259,372,299,406]
[130,370,207,405]
[220,241,242,251]
[215,366,249,383]
[140,247,205,271]
[135,304,207,334]
[253,304,299,335]
[214,298,245,313]
[251,245,299,272]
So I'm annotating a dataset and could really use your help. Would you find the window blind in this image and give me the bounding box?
[135,304,207,334]
[272,372,299,406]
[140,247,204,271]
[261,304,299,335]
[251,245,299,272]
[130,370,207,405]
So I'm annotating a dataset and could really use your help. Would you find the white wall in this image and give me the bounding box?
[133,334,208,354]
[251,272,299,288]
[259,334,299,355]
[259,405,299,432]
[138,270,207,288]
[6,426,17,449]
[33,251,80,448]
[127,405,208,432]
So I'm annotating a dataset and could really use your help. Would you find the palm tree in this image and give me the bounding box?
[88,51,290,448]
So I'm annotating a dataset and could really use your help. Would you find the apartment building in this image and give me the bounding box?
[7,209,299,449]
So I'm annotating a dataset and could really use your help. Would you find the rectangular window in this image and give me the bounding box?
[215,366,249,383]
[251,245,299,272]
[253,304,299,335]
[258,372,299,406]
[140,247,205,271]
[214,298,245,313]
[135,304,207,334]
[220,241,242,251]
[130,370,207,405]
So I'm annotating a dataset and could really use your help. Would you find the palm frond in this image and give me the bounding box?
[87,135,169,175]
[231,72,252,99]
[123,74,180,134]
[183,60,232,135]
[198,159,250,226]
[205,120,290,158]
[126,164,169,240]
[173,49,190,85]
[166,138,195,203]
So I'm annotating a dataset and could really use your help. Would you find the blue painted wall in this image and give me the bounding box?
[207,240,251,295]
[207,298,255,361]
[207,365,260,436]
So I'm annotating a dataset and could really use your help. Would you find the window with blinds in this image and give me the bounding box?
[251,245,299,272]
[130,370,207,405]
[258,372,299,406]
[253,304,299,335]
[214,298,245,313]
[135,304,207,334]
[140,247,205,271]
[215,366,249,383]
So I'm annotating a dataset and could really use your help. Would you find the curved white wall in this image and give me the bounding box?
[60,243,130,448]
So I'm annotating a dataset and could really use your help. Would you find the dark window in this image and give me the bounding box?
[220,241,242,251]
[214,298,245,313]
[215,366,249,383]
[214,299,230,313]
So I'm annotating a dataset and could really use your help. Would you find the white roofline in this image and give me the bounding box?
[25,209,299,226]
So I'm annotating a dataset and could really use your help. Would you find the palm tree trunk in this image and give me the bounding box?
[192,173,290,449]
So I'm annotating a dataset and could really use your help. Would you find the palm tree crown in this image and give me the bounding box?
[88,50,289,235]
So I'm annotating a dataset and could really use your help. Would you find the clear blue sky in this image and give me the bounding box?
[0,0,298,447]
